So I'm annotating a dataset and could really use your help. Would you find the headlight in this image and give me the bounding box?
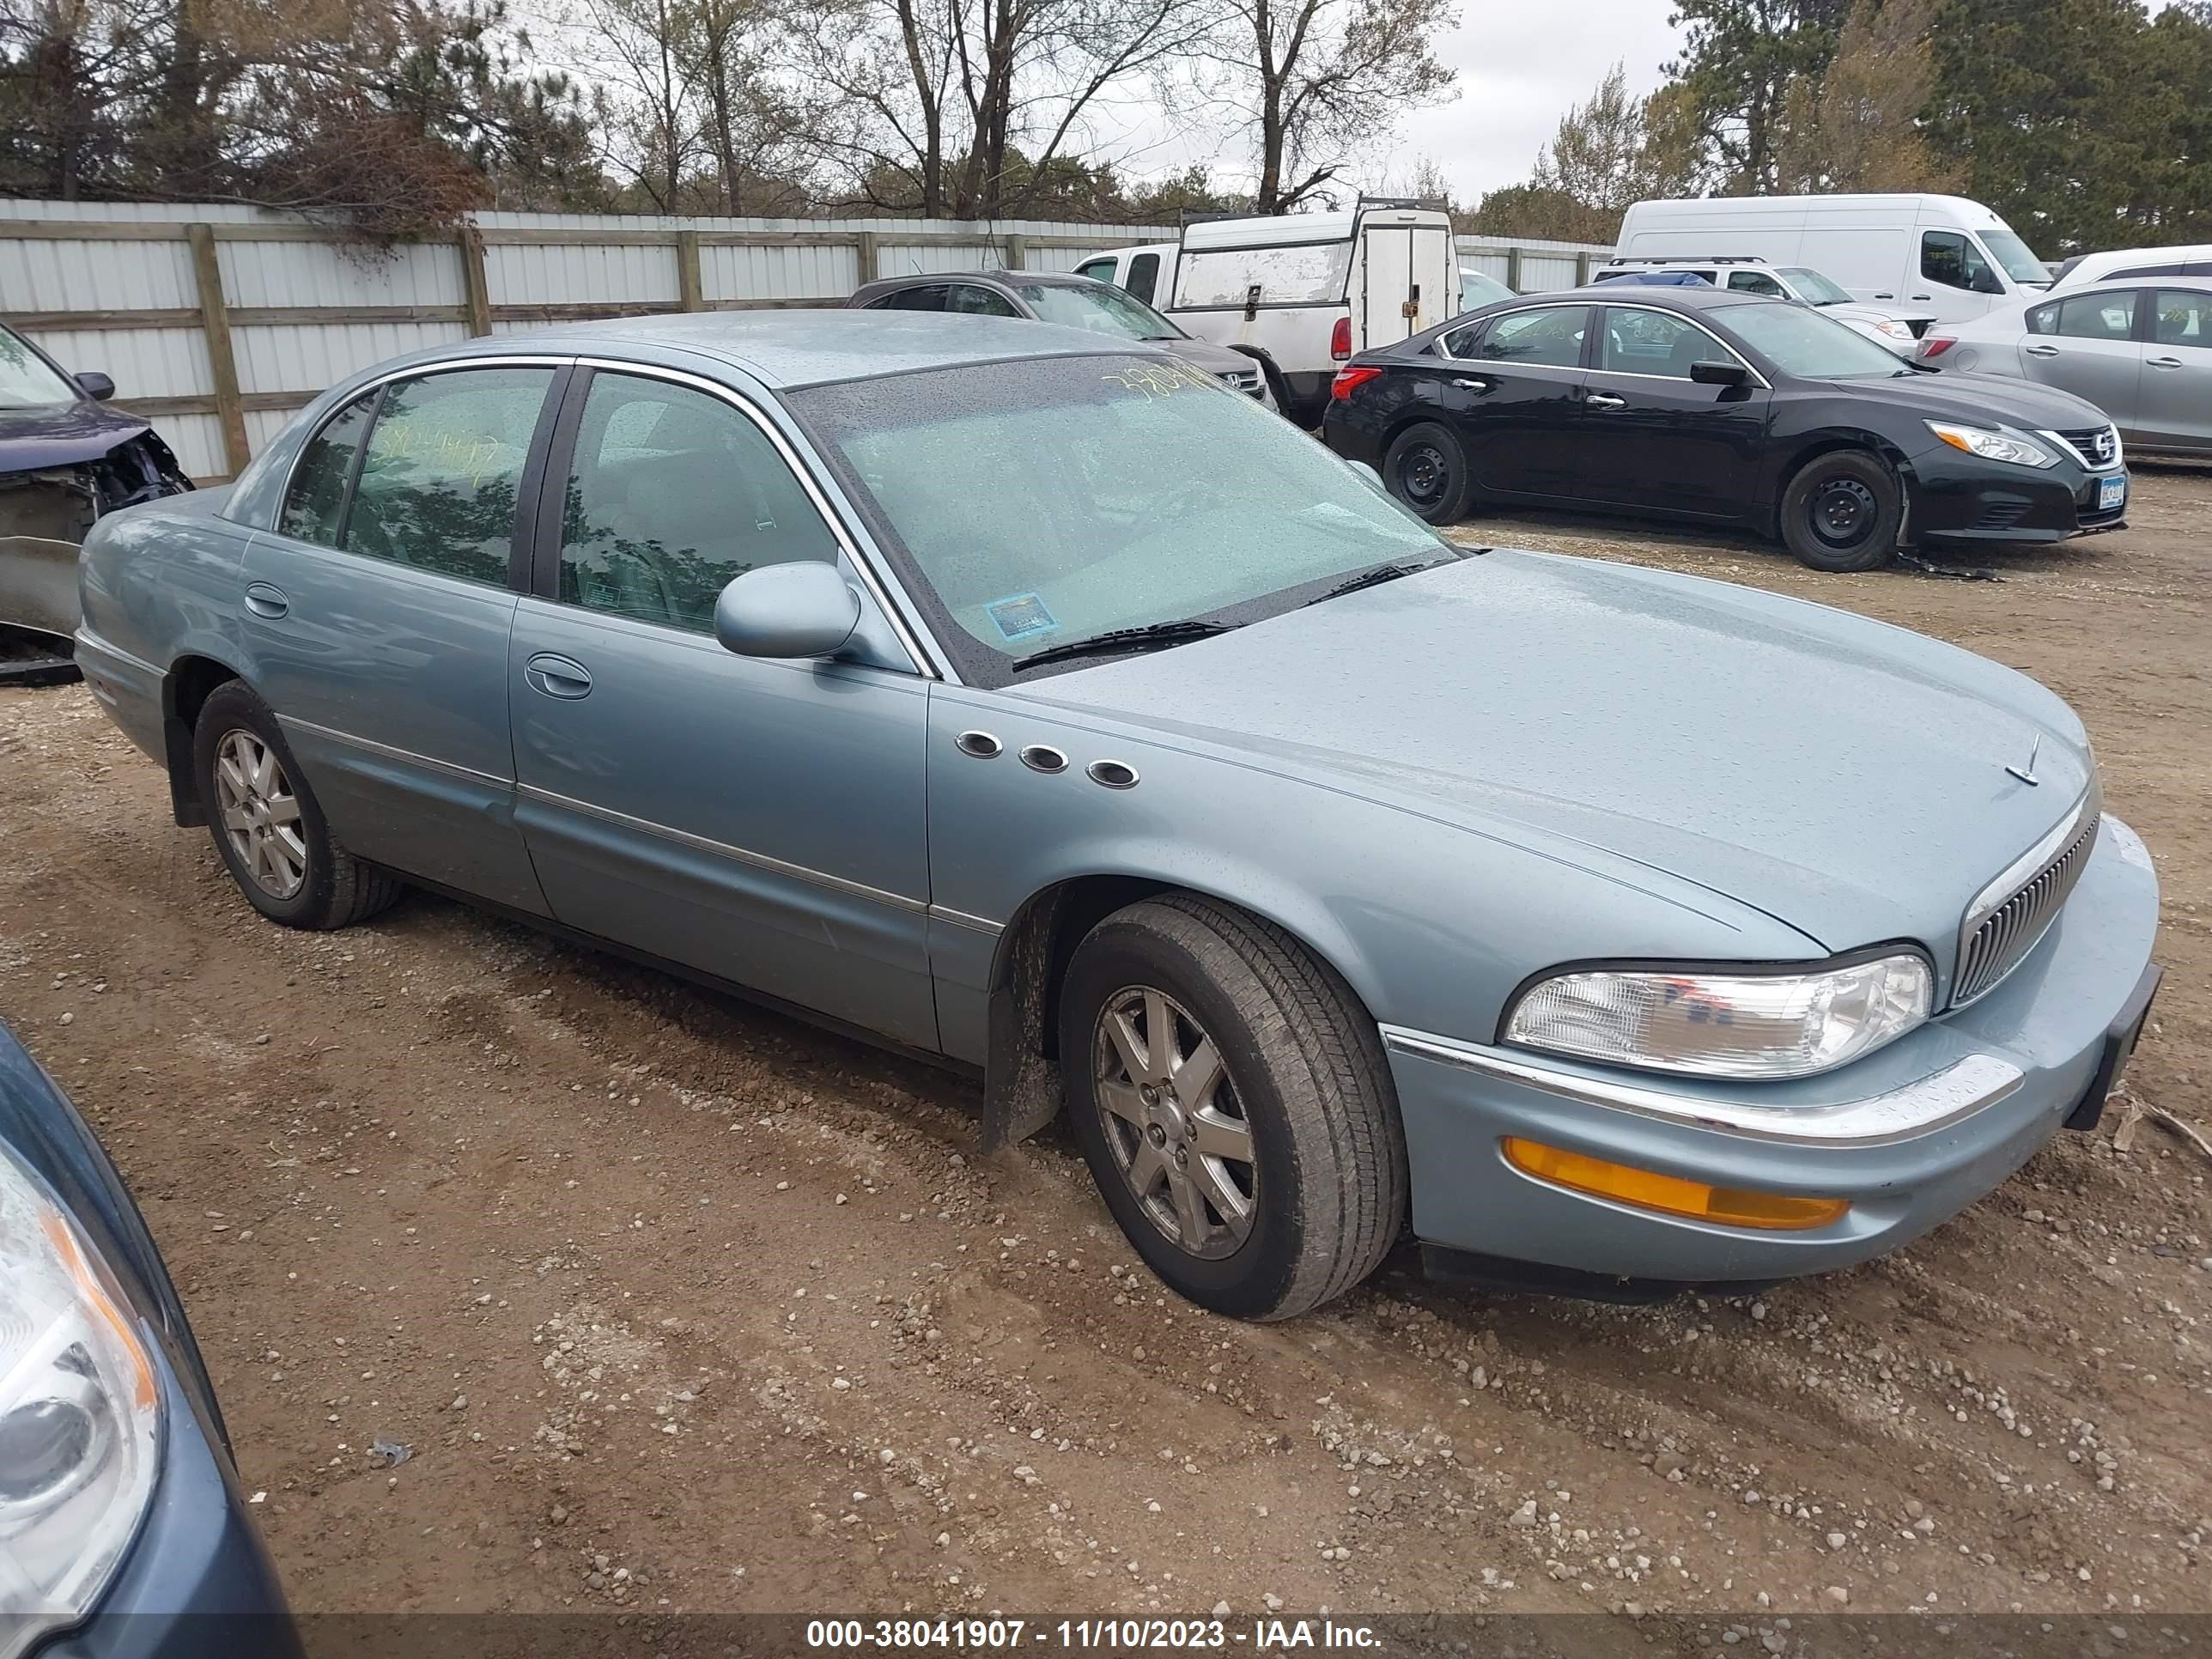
[1874,319,1914,341]
[1504,953,1934,1079]
[1925,422,2057,468]
[0,1141,161,1638]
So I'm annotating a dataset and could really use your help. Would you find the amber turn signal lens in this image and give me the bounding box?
[1501,1138,1848,1232]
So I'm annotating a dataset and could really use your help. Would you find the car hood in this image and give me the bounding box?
[1012,550,2093,962]
[1824,368,2109,434]
[1155,337,1261,377]
[0,398,155,472]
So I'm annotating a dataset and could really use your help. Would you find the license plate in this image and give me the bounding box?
[2098,475,2126,512]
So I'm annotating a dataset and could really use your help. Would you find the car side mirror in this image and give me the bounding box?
[1972,269,2006,296]
[75,370,115,402]
[713,562,862,659]
[1688,360,1750,387]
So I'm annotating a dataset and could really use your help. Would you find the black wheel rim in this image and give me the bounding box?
[1808,476,1880,549]
[1394,442,1450,510]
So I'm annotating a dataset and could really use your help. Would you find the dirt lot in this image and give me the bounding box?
[2,469,2207,1633]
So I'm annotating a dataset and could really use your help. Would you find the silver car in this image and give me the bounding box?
[74,313,2160,1319]
[1919,277,2212,456]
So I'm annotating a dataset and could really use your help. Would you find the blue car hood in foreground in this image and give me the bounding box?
[1015,550,2093,957]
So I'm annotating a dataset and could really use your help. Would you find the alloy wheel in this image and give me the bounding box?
[1091,986,1257,1259]
[213,729,307,900]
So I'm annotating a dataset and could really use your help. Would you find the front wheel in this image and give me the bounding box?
[1059,895,1407,1321]
[1779,450,1905,572]
[1382,421,1473,525]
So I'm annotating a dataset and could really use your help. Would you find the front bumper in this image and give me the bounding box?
[1905,445,2128,545]
[1386,814,2160,1285]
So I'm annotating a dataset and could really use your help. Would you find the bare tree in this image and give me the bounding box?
[1469,64,1703,242]
[1176,0,1455,215]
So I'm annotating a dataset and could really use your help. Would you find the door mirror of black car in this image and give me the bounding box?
[1688,360,1751,387]
[74,370,116,402]
[714,562,861,659]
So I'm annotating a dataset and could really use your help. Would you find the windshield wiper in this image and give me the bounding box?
[1306,556,1460,605]
[1012,618,1237,672]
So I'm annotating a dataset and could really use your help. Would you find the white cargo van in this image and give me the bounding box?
[1613,195,2051,325]
[1079,204,1455,424]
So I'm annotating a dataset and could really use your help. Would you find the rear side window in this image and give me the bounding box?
[1477,307,1589,368]
[2153,289,2212,346]
[1073,258,1116,283]
[2028,291,2137,340]
[277,392,375,547]
[558,373,839,633]
[1127,252,1161,305]
[867,285,948,312]
[343,368,554,586]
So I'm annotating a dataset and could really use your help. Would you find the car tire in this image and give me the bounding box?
[1382,422,1473,525]
[1058,894,1407,1321]
[192,681,403,930]
[1779,450,1904,573]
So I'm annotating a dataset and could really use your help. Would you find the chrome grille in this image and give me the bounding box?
[2052,424,2119,469]
[1954,812,2099,1006]
[1217,366,1266,399]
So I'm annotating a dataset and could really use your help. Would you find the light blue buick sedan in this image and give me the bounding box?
[74,313,2161,1318]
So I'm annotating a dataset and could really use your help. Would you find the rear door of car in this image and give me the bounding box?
[2138,288,2212,453]
[1574,304,1771,520]
[2019,289,2143,423]
[505,362,939,1046]
[1434,303,1594,501]
[239,359,567,915]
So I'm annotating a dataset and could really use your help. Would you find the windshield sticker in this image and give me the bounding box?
[985,592,1058,640]
[1100,362,1212,399]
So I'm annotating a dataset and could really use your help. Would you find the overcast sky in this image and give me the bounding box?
[1401,2,1686,201]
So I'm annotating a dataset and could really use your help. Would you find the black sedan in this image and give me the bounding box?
[1322,286,2130,572]
[844,270,1276,406]
[0,1018,299,1656]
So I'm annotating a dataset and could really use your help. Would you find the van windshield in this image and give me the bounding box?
[1981,228,2051,287]
[1175,242,1353,307]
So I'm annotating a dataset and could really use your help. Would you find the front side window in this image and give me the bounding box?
[948,284,1020,318]
[2033,291,2137,341]
[1725,270,1787,298]
[790,356,1442,684]
[1599,309,1741,379]
[1478,307,1590,368]
[558,373,838,633]
[2153,289,2212,347]
[343,368,554,585]
[277,391,376,547]
[0,325,83,409]
[1173,243,1354,307]
[1921,231,1998,293]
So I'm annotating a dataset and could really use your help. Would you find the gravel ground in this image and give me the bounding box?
[0,468,2206,1634]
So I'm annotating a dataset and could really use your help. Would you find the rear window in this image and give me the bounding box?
[1174,243,1352,307]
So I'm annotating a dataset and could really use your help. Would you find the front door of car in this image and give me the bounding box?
[1437,304,1592,501]
[239,362,564,915]
[1576,306,1771,520]
[2138,288,2212,452]
[506,366,937,1047]
[2020,290,2143,422]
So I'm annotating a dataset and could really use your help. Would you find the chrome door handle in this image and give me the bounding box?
[2023,344,2061,357]
[242,581,289,620]
[524,652,593,699]
[1450,376,1492,392]
[2148,356,2184,369]
[1585,393,1628,410]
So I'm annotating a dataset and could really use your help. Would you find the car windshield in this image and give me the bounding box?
[790,355,1447,684]
[1014,281,1185,341]
[0,327,85,408]
[1459,270,1513,310]
[1981,228,2051,287]
[1778,267,1852,305]
[1717,301,1908,379]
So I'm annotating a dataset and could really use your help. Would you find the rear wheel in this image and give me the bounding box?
[192,681,404,930]
[1059,895,1407,1321]
[1779,450,1905,572]
[1382,422,1473,525]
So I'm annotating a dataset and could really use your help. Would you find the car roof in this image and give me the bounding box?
[472,307,1150,389]
[1505,284,1775,312]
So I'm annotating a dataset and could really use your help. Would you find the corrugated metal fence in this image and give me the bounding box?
[1,201,1611,480]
